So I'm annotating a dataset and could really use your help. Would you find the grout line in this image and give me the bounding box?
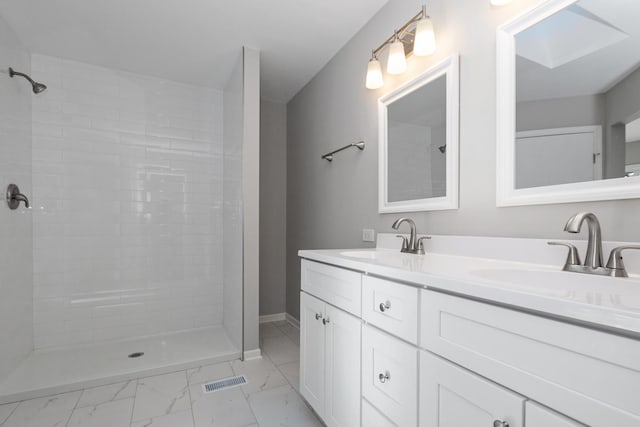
[63,389,83,427]
[185,370,196,427]
[243,383,261,426]
[128,377,140,426]
[0,401,20,427]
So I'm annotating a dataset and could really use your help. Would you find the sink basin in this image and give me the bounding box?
[340,250,380,260]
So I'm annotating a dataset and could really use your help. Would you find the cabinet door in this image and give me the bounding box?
[525,402,585,427]
[324,305,361,427]
[300,292,326,416]
[420,351,525,427]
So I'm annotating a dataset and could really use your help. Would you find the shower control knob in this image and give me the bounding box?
[493,420,509,427]
[6,184,30,210]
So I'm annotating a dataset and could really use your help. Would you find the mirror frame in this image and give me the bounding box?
[378,54,459,213]
[496,0,640,207]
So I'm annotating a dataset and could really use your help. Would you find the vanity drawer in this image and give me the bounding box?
[301,259,362,316]
[421,290,640,427]
[362,275,419,344]
[362,325,418,426]
[525,402,585,427]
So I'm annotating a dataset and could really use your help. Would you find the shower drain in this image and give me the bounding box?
[128,352,144,358]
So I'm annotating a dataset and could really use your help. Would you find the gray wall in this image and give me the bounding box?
[260,99,287,316]
[628,141,640,165]
[0,15,33,381]
[285,0,640,319]
[516,94,606,132]
[605,66,640,178]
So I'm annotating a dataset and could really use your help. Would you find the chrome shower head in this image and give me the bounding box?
[32,82,47,94]
[9,67,47,94]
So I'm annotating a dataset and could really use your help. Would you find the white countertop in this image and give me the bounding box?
[298,245,640,337]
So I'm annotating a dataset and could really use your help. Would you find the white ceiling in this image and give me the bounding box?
[0,0,389,103]
[516,0,640,102]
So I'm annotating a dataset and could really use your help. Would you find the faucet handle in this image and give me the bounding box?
[395,235,409,252]
[416,236,431,255]
[548,242,581,268]
[606,246,640,277]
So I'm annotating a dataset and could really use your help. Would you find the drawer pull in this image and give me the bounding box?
[315,313,322,321]
[322,317,330,325]
[379,300,391,312]
[378,371,391,383]
[493,420,509,427]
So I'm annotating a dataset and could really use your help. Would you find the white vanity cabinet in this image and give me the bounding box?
[299,253,640,427]
[300,261,362,427]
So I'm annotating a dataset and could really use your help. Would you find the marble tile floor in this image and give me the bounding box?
[0,321,320,427]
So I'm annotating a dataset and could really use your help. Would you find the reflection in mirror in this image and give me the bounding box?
[515,0,640,189]
[387,75,446,202]
[497,0,640,206]
[378,54,459,213]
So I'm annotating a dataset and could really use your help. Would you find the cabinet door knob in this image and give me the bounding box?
[493,420,509,427]
[378,371,390,383]
[322,317,330,325]
[379,300,391,312]
[315,313,322,321]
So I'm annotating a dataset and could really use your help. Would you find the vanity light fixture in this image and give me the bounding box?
[366,54,384,89]
[387,32,408,74]
[365,4,436,89]
[414,11,437,56]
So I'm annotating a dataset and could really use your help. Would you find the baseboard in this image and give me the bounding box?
[243,348,262,360]
[285,313,300,329]
[259,313,286,324]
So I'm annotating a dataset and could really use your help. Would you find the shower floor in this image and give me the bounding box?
[0,326,240,405]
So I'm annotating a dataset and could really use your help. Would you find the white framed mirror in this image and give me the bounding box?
[378,54,459,213]
[496,0,640,207]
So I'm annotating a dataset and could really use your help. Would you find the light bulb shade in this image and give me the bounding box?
[413,17,436,56]
[366,58,384,89]
[490,0,513,5]
[387,40,407,74]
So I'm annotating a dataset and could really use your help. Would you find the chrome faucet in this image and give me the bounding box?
[564,212,603,269]
[549,212,640,277]
[391,217,430,255]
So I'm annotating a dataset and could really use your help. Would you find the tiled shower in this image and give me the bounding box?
[0,16,247,403]
[31,55,226,348]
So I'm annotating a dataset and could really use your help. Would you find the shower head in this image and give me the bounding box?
[9,67,47,94]
[32,82,47,94]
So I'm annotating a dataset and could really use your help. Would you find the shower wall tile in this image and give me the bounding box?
[0,16,33,382]
[31,55,225,349]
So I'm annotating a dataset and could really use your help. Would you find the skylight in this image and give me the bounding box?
[516,5,628,69]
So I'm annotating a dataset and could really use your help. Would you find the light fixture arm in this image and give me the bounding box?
[371,6,427,59]
[365,4,434,90]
